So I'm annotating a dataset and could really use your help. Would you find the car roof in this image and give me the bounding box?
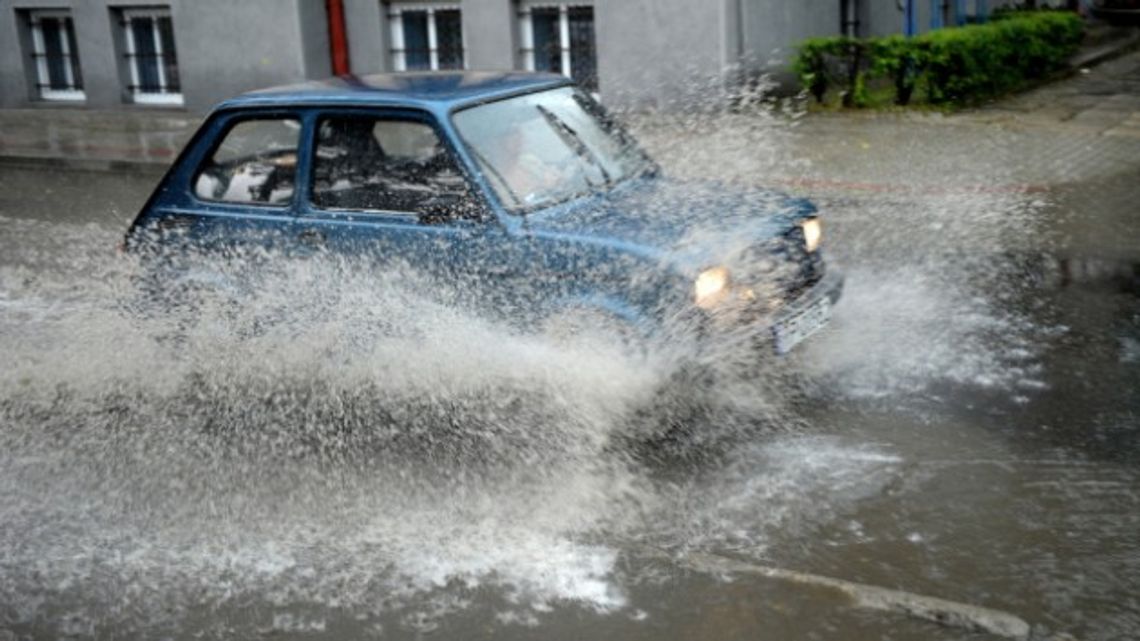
[215,71,573,112]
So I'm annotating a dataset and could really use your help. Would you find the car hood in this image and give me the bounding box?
[522,176,815,270]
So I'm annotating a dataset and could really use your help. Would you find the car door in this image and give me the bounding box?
[293,108,511,313]
[131,110,304,298]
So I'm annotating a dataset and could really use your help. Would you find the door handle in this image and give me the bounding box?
[297,228,326,247]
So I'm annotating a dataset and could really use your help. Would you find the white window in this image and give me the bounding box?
[119,7,182,106]
[518,2,596,92]
[387,2,464,71]
[27,10,85,101]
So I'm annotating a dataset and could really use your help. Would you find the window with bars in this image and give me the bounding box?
[518,3,596,93]
[26,10,85,101]
[118,8,182,105]
[388,3,465,72]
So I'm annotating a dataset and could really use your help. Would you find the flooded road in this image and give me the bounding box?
[1,102,1139,641]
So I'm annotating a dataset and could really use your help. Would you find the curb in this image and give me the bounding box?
[0,154,168,174]
[1068,27,1140,70]
[644,547,1080,641]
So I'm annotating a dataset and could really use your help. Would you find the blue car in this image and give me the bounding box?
[126,71,842,355]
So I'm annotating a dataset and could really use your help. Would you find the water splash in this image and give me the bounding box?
[0,86,1064,637]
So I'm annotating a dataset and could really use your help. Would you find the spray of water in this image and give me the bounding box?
[0,80,1054,636]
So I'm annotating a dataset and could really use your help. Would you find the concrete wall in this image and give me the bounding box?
[0,0,330,111]
[462,0,516,70]
[0,0,126,109]
[343,0,388,75]
[863,0,905,37]
[297,0,332,79]
[739,0,844,71]
[2,0,1024,114]
[172,0,327,111]
[595,0,732,108]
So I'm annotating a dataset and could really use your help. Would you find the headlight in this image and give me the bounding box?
[801,217,823,253]
[694,266,730,309]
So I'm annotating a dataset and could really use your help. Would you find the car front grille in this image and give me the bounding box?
[737,230,824,311]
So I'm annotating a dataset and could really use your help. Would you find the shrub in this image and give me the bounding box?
[793,11,1083,108]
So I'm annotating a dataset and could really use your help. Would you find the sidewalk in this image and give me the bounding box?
[0,108,198,173]
[962,41,1140,137]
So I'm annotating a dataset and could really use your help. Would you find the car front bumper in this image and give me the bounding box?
[768,267,844,354]
[692,266,844,356]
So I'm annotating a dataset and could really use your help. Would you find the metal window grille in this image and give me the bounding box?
[567,6,596,92]
[120,8,183,105]
[388,4,465,72]
[27,11,85,101]
[518,3,596,91]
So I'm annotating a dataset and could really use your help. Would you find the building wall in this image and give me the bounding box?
[0,0,330,111]
[0,0,126,108]
[2,0,1007,114]
[740,0,844,70]
[172,0,329,111]
[595,0,731,108]
[297,0,333,79]
[462,0,516,70]
[343,0,388,75]
[863,0,905,37]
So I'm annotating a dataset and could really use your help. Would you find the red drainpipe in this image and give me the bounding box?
[326,0,351,76]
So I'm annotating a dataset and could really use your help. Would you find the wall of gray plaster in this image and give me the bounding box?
[739,0,843,72]
[297,0,332,79]
[0,0,126,109]
[343,0,388,75]
[862,0,905,37]
[342,0,517,78]
[592,0,911,107]
[594,0,733,108]
[171,0,327,111]
[462,0,516,71]
[0,0,329,111]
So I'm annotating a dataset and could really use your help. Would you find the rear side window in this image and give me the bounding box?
[194,117,301,205]
[311,115,471,214]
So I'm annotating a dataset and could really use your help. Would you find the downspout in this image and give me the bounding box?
[735,0,745,63]
[930,0,944,29]
[326,0,351,75]
[903,0,918,36]
[719,0,745,97]
[734,0,745,85]
[844,0,863,37]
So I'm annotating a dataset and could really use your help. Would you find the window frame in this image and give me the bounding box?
[189,113,304,211]
[387,2,466,72]
[517,2,595,90]
[305,108,487,221]
[26,9,86,102]
[119,6,183,106]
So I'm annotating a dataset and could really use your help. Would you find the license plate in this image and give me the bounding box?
[772,297,831,354]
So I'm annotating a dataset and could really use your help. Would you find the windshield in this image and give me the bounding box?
[452,86,653,212]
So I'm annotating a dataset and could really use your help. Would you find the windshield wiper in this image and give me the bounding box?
[468,145,525,209]
[536,105,613,189]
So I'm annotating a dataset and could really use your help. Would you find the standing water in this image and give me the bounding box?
[1,87,1139,640]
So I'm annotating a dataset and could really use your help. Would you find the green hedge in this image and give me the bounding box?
[793,11,1084,108]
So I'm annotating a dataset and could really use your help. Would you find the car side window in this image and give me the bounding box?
[311,115,476,218]
[193,117,300,206]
